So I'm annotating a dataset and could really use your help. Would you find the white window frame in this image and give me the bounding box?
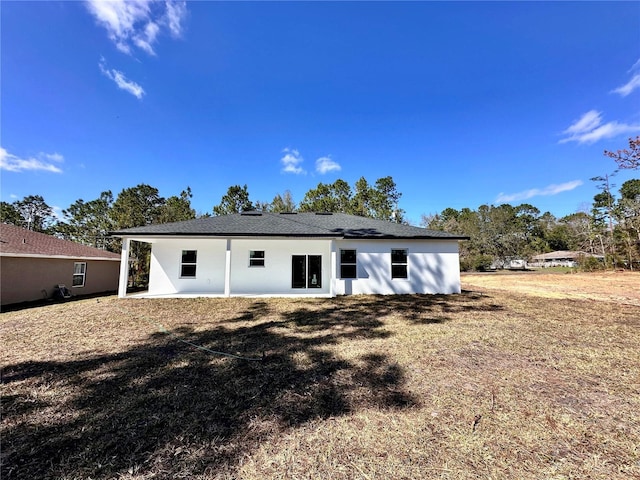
[340,249,357,279]
[180,250,197,278]
[249,250,265,267]
[391,249,408,279]
[72,262,86,287]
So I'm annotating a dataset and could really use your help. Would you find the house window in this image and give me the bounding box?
[340,249,357,279]
[250,250,265,267]
[72,262,86,287]
[180,250,197,278]
[391,249,408,279]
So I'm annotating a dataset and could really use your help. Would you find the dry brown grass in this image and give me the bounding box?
[2,273,639,479]
[462,270,640,305]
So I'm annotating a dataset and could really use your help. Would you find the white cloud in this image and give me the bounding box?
[563,110,602,135]
[570,121,640,144]
[86,0,152,54]
[0,147,64,173]
[611,58,640,97]
[99,58,145,99]
[85,0,187,56]
[496,180,583,203]
[281,148,306,174]
[315,156,341,174]
[43,152,64,163]
[133,21,160,55]
[612,74,640,97]
[165,0,187,37]
[560,110,640,144]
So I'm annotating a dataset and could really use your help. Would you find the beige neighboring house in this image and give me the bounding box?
[0,223,121,307]
[529,250,604,268]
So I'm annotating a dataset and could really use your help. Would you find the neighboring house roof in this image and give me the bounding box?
[531,250,604,261]
[0,223,121,260]
[111,212,469,240]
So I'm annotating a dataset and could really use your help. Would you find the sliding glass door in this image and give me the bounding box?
[292,255,322,289]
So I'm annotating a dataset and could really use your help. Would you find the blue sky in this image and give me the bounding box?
[2,1,639,225]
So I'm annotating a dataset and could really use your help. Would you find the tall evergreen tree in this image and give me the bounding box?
[213,185,254,215]
[158,187,196,223]
[56,191,115,250]
[0,202,22,226]
[13,195,55,232]
[111,184,164,229]
[269,190,296,212]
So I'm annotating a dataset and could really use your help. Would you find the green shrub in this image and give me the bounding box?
[579,255,604,272]
[472,254,494,272]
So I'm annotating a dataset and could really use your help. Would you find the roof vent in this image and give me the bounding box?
[279,212,297,215]
[241,211,262,216]
[315,212,333,215]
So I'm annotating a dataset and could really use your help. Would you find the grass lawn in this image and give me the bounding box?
[2,273,639,479]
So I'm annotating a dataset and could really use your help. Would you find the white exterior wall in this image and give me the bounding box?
[229,238,332,295]
[148,239,227,295]
[333,239,462,295]
[127,236,462,297]
[145,237,333,296]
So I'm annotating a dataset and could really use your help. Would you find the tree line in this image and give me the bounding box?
[0,176,404,253]
[423,136,640,270]
[2,137,638,270]
[213,176,404,222]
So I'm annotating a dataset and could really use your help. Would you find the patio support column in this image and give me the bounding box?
[118,237,130,298]
[224,238,231,297]
[330,239,337,297]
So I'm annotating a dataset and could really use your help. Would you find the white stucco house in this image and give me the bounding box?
[111,212,468,298]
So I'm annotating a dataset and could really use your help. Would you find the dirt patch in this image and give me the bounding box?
[462,270,640,305]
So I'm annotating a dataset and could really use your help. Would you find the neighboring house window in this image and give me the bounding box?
[72,262,86,287]
[340,249,357,279]
[391,249,408,279]
[181,250,197,278]
[250,250,265,267]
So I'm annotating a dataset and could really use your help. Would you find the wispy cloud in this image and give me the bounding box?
[563,110,602,136]
[611,58,640,97]
[165,0,187,37]
[281,148,306,174]
[561,60,640,144]
[86,0,187,56]
[0,147,64,173]
[315,156,341,174]
[496,180,583,203]
[99,58,145,99]
[559,110,640,144]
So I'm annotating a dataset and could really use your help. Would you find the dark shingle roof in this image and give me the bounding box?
[0,223,121,260]
[111,212,468,240]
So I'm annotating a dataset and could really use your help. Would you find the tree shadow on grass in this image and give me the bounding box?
[2,293,501,479]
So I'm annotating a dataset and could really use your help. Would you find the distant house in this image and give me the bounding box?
[0,224,121,306]
[111,212,469,298]
[529,250,604,268]
[489,257,527,270]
